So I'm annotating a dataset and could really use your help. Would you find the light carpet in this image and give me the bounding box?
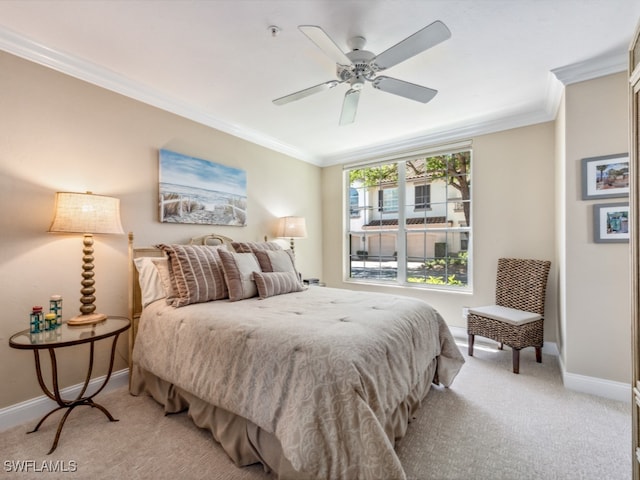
[0,335,630,480]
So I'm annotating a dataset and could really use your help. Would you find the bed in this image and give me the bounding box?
[127,233,464,480]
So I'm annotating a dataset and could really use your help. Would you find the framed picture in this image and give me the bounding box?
[593,202,629,243]
[159,149,247,226]
[581,153,629,200]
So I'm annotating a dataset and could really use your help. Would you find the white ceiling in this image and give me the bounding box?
[0,1,639,166]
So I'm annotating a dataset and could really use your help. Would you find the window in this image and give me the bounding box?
[349,188,359,217]
[414,184,431,210]
[377,188,398,212]
[346,149,471,290]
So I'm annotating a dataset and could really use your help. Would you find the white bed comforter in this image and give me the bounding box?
[133,286,464,480]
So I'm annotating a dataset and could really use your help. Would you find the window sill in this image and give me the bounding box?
[343,277,472,294]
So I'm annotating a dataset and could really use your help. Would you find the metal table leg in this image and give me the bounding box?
[27,332,123,454]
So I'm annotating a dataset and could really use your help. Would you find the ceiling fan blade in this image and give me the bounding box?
[373,20,451,70]
[373,76,437,103]
[339,89,360,125]
[299,25,353,66]
[273,80,340,106]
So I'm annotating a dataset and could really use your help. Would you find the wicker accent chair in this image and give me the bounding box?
[467,258,551,374]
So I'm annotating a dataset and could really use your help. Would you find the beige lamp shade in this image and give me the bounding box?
[49,192,124,235]
[48,191,124,326]
[276,216,307,239]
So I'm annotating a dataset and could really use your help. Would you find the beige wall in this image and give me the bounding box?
[322,122,558,338]
[322,72,631,387]
[560,72,631,383]
[0,49,631,410]
[0,51,322,408]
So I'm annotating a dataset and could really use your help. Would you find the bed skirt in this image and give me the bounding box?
[130,358,438,480]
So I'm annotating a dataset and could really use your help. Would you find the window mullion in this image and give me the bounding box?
[345,149,471,291]
[397,160,406,282]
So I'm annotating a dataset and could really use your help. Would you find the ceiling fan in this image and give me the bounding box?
[273,21,451,125]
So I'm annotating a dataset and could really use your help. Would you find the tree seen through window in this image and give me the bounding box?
[347,151,471,289]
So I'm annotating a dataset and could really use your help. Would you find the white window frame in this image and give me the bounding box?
[343,142,473,293]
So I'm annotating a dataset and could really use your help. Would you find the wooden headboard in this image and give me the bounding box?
[127,232,234,381]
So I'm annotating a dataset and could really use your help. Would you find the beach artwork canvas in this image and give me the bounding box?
[159,149,247,226]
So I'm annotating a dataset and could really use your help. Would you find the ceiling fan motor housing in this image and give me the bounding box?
[337,47,377,88]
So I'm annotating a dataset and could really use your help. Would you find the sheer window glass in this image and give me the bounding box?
[346,150,471,291]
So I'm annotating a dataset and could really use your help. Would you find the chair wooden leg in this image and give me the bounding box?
[499,342,504,350]
[468,334,475,356]
[535,346,542,363]
[512,349,520,374]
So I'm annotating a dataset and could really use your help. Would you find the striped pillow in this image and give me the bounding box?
[218,250,261,301]
[252,271,304,299]
[231,241,282,253]
[254,249,297,273]
[157,244,228,307]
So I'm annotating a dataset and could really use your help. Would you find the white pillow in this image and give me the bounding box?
[134,257,167,308]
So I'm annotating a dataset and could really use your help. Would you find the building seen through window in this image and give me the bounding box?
[346,150,471,290]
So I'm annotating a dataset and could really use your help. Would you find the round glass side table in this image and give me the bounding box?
[9,316,130,454]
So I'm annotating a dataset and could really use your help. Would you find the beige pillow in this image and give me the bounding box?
[252,271,304,299]
[254,249,296,273]
[231,241,282,254]
[218,250,261,301]
[157,244,228,307]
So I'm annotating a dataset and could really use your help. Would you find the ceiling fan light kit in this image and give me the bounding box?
[273,21,451,125]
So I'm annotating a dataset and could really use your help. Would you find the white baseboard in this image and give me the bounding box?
[541,341,559,356]
[450,325,559,356]
[558,357,631,403]
[0,368,129,432]
[451,325,629,402]
[2,346,629,435]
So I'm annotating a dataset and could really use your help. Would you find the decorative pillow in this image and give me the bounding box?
[252,271,304,299]
[231,241,282,254]
[133,257,166,308]
[151,257,176,300]
[157,244,228,307]
[218,250,261,301]
[254,249,297,273]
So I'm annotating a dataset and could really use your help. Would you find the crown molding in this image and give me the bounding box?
[0,26,320,166]
[0,25,626,168]
[544,71,566,119]
[320,107,556,166]
[551,48,628,85]
[320,50,624,167]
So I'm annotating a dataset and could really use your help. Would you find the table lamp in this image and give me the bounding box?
[48,192,124,325]
[276,216,307,254]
